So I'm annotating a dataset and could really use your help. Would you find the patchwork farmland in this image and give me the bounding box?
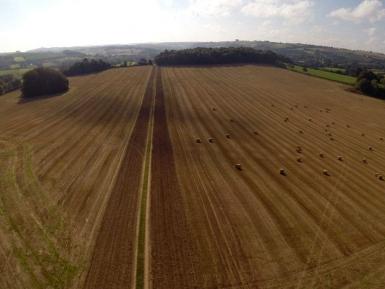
[1,65,385,289]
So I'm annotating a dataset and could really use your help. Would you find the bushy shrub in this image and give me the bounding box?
[356,78,374,95]
[22,67,69,98]
[355,70,385,98]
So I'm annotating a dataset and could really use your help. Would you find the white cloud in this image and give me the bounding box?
[366,27,377,36]
[241,0,313,20]
[364,27,378,44]
[329,0,385,22]
[188,0,243,17]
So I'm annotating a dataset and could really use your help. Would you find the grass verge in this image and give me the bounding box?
[135,74,155,289]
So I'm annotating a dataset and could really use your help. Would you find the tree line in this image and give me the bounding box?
[0,75,22,96]
[154,47,291,66]
[63,58,111,76]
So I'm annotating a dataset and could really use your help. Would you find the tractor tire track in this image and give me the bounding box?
[83,67,155,289]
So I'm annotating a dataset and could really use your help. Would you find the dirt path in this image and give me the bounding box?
[83,67,155,289]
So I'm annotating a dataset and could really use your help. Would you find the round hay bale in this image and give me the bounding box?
[299,130,304,134]
[280,168,287,176]
[362,159,368,164]
[225,134,231,139]
[196,138,202,144]
[235,164,242,171]
[369,146,374,151]
[296,146,303,153]
[297,157,303,163]
[208,138,215,143]
[319,153,325,158]
[337,156,343,161]
[323,169,330,176]
[379,175,385,181]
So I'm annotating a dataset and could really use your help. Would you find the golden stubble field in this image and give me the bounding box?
[2,65,385,289]
[0,66,152,289]
[154,66,385,289]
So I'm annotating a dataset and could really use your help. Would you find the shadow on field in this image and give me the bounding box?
[17,90,70,104]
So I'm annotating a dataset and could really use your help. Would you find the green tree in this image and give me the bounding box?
[356,78,373,95]
[22,67,69,98]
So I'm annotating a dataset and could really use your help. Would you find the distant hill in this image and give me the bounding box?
[2,41,385,71]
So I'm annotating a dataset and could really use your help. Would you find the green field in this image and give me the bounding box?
[288,65,356,85]
[320,67,346,73]
[14,56,25,62]
[0,68,31,78]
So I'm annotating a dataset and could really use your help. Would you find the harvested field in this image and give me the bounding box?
[153,65,385,288]
[3,64,385,289]
[0,66,152,289]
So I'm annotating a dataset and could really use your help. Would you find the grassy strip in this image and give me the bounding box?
[288,65,356,85]
[135,74,155,289]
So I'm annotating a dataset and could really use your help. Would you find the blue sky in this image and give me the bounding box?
[1,0,385,53]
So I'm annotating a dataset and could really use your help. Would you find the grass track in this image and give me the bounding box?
[135,67,155,289]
